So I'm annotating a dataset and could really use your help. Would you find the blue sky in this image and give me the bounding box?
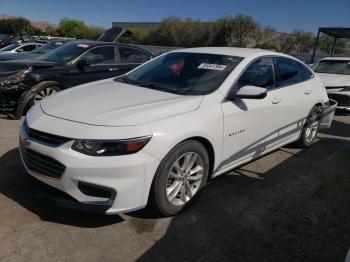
[1,0,350,33]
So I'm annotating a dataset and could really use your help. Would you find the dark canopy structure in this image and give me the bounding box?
[311,27,350,63]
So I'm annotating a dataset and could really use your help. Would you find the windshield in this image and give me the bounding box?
[0,43,19,51]
[37,43,88,63]
[313,60,350,75]
[123,52,242,95]
[32,41,66,54]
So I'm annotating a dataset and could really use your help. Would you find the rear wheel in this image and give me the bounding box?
[296,106,321,148]
[150,140,209,216]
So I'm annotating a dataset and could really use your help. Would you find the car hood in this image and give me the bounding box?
[0,59,57,75]
[317,73,350,87]
[40,79,203,127]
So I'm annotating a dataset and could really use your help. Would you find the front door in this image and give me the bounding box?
[64,45,121,88]
[221,57,282,169]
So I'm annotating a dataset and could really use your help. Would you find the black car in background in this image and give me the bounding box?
[0,40,70,61]
[0,40,154,118]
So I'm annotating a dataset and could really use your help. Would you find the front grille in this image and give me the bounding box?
[24,121,71,146]
[20,147,66,178]
[0,93,18,114]
[328,93,350,107]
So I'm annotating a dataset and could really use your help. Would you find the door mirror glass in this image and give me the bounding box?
[233,85,267,99]
[77,58,91,68]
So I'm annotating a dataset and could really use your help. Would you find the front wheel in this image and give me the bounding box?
[296,106,321,148]
[28,85,61,107]
[150,140,210,216]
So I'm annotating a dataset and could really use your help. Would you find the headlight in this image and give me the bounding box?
[71,136,152,156]
[0,67,32,87]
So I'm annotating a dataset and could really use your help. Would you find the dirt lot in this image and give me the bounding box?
[0,115,349,262]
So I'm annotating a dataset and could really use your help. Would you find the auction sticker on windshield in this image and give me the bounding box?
[198,63,227,70]
[77,44,89,48]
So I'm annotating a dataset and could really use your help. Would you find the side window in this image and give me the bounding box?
[119,47,150,63]
[275,58,302,87]
[80,46,115,65]
[22,45,36,51]
[237,58,275,89]
[298,63,314,81]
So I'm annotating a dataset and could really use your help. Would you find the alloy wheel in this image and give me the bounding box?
[166,152,204,206]
[305,111,319,143]
[33,87,57,104]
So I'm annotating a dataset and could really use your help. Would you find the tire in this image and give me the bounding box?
[150,140,210,216]
[28,84,61,108]
[295,106,321,148]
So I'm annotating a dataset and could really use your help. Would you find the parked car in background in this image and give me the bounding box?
[0,40,153,118]
[0,40,71,61]
[0,42,44,54]
[312,57,350,112]
[20,47,336,216]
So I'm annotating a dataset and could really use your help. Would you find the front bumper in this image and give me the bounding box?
[319,99,338,129]
[19,123,160,215]
[0,86,22,117]
[327,92,350,111]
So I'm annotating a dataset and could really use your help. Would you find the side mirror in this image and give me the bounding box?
[228,85,267,100]
[77,58,91,68]
[16,48,24,53]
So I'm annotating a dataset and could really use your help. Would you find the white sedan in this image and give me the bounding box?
[20,47,335,216]
[312,57,350,112]
[0,42,43,54]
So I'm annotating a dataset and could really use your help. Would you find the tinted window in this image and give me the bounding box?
[276,58,302,86]
[237,58,275,89]
[80,46,115,65]
[299,63,314,81]
[119,47,150,63]
[38,43,87,63]
[124,52,243,95]
[312,60,350,75]
[21,44,37,52]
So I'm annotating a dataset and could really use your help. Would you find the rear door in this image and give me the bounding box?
[115,46,152,75]
[64,45,121,87]
[269,57,317,146]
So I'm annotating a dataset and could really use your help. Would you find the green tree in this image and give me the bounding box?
[292,29,314,53]
[0,17,41,35]
[211,15,260,47]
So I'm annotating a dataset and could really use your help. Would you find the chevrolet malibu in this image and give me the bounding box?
[19,47,336,216]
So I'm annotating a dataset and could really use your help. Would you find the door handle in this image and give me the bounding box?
[304,89,312,95]
[272,97,282,104]
[109,68,119,71]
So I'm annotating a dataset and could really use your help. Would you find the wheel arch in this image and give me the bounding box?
[182,136,216,179]
[16,80,63,118]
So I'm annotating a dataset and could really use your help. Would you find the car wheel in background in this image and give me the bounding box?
[29,85,61,107]
[296,106,321,148]
[150,140,210,216]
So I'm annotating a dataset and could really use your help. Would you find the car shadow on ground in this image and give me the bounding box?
[0,148,124,228]
[137,126,350,261]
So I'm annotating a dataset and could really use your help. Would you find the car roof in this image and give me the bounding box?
[64,40,151,52]
[172,47,281,59]
[319,56,350,61]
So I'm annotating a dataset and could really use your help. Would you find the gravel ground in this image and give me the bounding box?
[0,114,349,262]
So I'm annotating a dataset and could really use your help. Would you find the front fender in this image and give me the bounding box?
[15,81,62,118]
